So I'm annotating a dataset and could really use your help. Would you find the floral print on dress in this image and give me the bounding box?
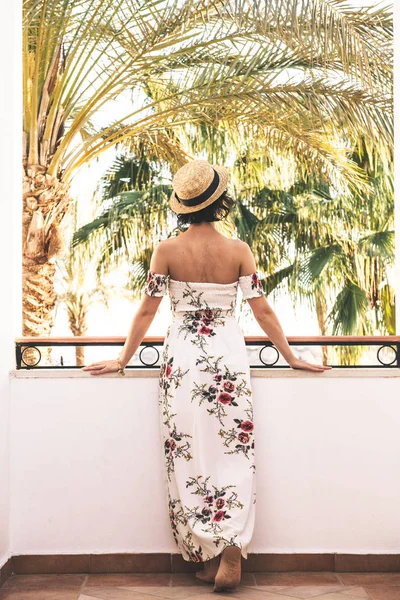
[148,269,258,562]
[144,270,170,296]
[218,412,256,468]
[168,479,243,561]
[238,271,265,299]
[191,354,252,426]
[177,307,232,352]
[185,475,244,533]
[159,343,192,481]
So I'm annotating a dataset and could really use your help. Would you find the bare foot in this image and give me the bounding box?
[196,555,220,583]
[213,545,242,592]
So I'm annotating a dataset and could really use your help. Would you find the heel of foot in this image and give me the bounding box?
[213,546,242,592]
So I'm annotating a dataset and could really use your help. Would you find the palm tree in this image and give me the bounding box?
[230,146,395,364]
[23,0,392,336]
[74,143,394,348]
[54,249,115,366]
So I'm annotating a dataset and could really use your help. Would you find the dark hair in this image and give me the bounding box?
[175,191,234,231]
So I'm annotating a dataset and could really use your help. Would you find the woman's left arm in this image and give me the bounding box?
[81,243,168,375]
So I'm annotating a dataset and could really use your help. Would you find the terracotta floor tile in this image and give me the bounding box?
[340,588,373,598]
[0,589,79,600]
[2,574,85,590]
[122,585,211,598]
[185,595,233,600]
[85,574,171,588]
[167,572,257,588]
[260,585,351,598]
[81,587,161,599]
[248,587,293,592]
[363,586,400,600]
[254,573,342,586]
[170,574,210,586]
[229,588,301,600]
[235,573,258,587]
[293,593,370,600]
[339,575,400,586]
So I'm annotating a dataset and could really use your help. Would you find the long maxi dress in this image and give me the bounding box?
[144,270,266,562]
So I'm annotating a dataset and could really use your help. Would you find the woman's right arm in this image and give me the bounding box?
[239,242,332,372]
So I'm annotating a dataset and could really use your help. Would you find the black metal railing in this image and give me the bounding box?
[14,336,400,370]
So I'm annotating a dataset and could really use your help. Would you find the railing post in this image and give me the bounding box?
[15,343,22,370]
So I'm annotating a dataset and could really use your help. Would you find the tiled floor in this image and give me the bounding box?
[0,572,399,600]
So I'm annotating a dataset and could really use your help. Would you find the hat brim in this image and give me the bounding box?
[169,164,229,214]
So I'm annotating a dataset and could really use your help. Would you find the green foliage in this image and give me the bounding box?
[30,0,394,361]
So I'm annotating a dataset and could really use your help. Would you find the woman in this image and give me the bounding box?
[82,159,331,592]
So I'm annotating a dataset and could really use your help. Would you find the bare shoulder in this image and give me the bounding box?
[230,238,252,257]
[231,238,251,251]
[233,239,256,275]
[149,238,173,273]
[153,237,176,253]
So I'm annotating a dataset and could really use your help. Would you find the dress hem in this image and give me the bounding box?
[179,541,248,563]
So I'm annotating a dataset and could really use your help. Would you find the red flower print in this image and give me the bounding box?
[199,325,211,335]
[238,432,250,444]
[165,438,176,452]
[147,272,153,282]
[166,364,172,378]
[195,552,203,562]
[214,374,222,382]
[223,381,235,393]
[240,420,254,432]
[205,310,214,320]
[148,281,155,290]
[202,318,212,326]
[218,392,232,405]
[213,510,226,522]
[251,273,259,285]
[204,495,214,504]
[215,498,225,509]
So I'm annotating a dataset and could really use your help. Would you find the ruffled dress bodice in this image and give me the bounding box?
[144,271,265,316]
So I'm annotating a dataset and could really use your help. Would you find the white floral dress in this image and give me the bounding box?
[144,271,265,562]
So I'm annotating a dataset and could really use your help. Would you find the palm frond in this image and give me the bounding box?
[358,230,394,260]
[327,280,371,336]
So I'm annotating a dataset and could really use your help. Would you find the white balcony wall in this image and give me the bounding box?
[8,370,400,557]
[0,0,21,570]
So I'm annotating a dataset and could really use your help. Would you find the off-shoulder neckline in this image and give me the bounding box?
[148,271,258,286]
[169,277,239,286]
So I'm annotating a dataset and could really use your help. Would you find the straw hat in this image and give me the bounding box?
[169,159,229,214]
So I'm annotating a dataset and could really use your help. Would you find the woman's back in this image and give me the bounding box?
[163,223,246,284]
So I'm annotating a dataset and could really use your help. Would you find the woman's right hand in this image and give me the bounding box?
[288,357,332,372]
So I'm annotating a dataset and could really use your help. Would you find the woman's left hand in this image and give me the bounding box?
[81,359,120,375]
[288,357,332,372]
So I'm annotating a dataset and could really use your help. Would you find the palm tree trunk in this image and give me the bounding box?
[22,165,71,344]
[68,301,88,366]
[314,288,329,364]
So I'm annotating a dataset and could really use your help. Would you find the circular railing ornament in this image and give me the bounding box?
[139,345,160,367]
[376,344,397,367]
[259,344,279,367]
[21,345,41,368]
